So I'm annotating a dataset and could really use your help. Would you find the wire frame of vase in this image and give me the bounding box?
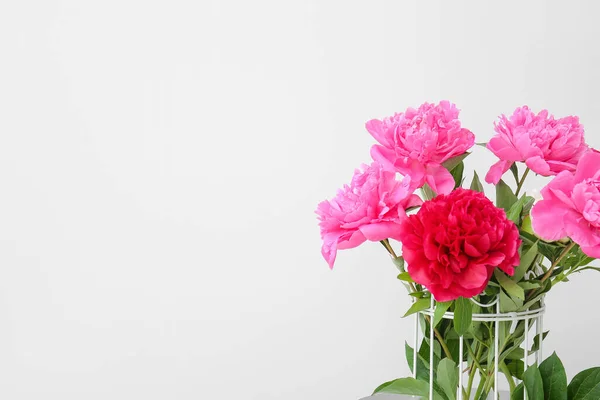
[413,294,545,400]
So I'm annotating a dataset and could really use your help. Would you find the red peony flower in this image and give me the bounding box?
[398,189,521,301]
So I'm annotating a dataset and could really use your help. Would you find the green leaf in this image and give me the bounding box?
[453,297,472,336]
[393,256,405,272]
[575,266,600,273]
[494,270,525,301]
[518,281,542,291]
[372,379,396,394]
[405,342,430,381]
[421,184,436,200]
[522,288,549,312]
[446,339,462,365]
[522,196,535,216]
[373,377,429,396]
[510,163,520,185]
[442,152,470,171]
[514,243,539,282]
[476,142,488,147]
[409,291,425,298]
[506,359,525,380]
[470,171,484,193]
[398,346,447,400]
[496,179,518,212]
[403,298,431,318]
[506,195,533,224]
[563,245,596,270]
[511,382,525,400]
[505,347,525,361]
[437,359,458,400]
[420,337,442,361]
[397,271,414,283]
[433,301,453,328]
[523,363,544,400]
[539,352,567,400]
[530,331,550,353]
[537,241,566,264]
[499,288,522,312]
[568,367,600,400]
[450,161,465,189]
[522,214,534,235]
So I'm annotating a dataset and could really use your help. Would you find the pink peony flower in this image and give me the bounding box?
[398,189,521,302]
[366,101,475,195]
[316,163,422,269]
[485,106,588,184]
[531,151,600,258]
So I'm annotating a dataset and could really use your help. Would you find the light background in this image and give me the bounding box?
[1,1,599,399]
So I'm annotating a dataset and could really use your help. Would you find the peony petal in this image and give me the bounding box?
[370,145,397,172]
[425,163,455,195]
[546,160,579,174]
[485,160,512,184]
[564,210,600,247]
[423,234,439,261]
[525,156,551,176]
[540,171,577,202]
[531,199,568,241]
[406,256,434,283]
[499,264,515,276]
[321,232,342,269]
[459,263,490,289]
[358,222,400,242]
[476,234,491,254]
[427,284,456,302]
[365,119,392,147]
[487,136,522,161]
[464,242,482,257]
[337,230,368,250]
[574,151,600,182]
[402,194,424,210]
[484,252,506,267]
[580,244,600,258]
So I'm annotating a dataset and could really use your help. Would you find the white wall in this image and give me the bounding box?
[1,1,599,399]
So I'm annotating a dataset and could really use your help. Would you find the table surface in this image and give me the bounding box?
[360,392,509,399]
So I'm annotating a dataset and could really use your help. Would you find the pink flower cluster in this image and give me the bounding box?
[367,101,475,195]
[532,151,600,258]
[316,100,598,300]
[486,106,588,184]
[316,163,422,268]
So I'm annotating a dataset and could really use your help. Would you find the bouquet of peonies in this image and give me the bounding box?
[316,101,600,400]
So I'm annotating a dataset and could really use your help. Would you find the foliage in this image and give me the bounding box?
[375,351,600,400]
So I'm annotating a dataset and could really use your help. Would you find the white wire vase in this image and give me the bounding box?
[412,294,545,400]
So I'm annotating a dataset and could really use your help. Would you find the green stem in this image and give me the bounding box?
[423,314,454,361]
[466,343,484,399]
[473,371,488,400]
[380,240,418,293]
[379,239,454,361]
[540,241,576,283]
[500,361,516,392]
[466,342,485,374]
[483,368,496,396]
[380,239,398,259]
[515,167,530,197]
[527,241,576,300]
